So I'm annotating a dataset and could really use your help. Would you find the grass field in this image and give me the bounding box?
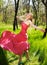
[0,22,47,65]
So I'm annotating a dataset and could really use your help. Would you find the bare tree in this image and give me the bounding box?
[1,0,9,23]
[22,0,30,13]
[32,0,37,25]
[3,6,8,23]
[13,0,19,31]
[26,0,30,13]
[42,0,47,38]
[32,0,40,25]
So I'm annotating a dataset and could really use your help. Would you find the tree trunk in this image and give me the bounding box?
[46,6,47,28]
[3,6,8,23]
[43,5,47,38]
[32,0,38,25]
[43,8,47,38]
[13,0,19,31]
[42,0,47,38]
[26,0,30,13]
[34,11,37,25]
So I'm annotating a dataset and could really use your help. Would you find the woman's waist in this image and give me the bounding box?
[20,30,27,34]
[21,32,28,39]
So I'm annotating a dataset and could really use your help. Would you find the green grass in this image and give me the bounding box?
[0,22,47,65]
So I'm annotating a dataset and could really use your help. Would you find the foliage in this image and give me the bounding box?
[0,47,8,65]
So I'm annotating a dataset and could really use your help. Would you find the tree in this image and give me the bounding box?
[42,0,47,38]
[13,0,20,31]
[32,0,40,25]
[22,0,30,13]
[0,0,3,9]
[3,6,8,23]
[26,0,30,13]
[0,0,8,23]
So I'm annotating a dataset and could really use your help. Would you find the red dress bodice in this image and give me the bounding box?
[13,22,29,43]
[21,22,29,33]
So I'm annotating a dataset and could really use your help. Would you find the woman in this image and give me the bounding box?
[0,13,45,65]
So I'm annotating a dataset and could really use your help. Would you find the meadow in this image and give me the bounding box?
[0,22,47,65]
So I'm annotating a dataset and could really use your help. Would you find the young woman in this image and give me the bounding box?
[0,13,45,65]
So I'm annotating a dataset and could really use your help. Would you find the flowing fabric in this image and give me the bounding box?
[0,22,30,55]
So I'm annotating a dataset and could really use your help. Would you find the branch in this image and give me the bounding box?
[42,0,46,6]
[14,0,19,16]
[32,0,37,11]
[0,6,8,12]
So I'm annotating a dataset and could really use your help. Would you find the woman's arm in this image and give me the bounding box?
[16,14,27,21]
[16,16,24,21]
[30,21,45,32]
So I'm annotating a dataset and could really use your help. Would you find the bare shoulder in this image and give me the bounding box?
[23,20,33,26]
[27,20,33,25]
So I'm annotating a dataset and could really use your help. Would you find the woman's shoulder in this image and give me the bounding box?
[24,20,31,25]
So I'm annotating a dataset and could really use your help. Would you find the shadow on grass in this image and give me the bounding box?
[0,47,9,65]
[8,55,16,60]
[8,57,18,63]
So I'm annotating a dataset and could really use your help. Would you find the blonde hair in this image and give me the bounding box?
[26,13,33,21]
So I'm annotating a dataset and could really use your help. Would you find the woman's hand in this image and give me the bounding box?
[29,21,45,32]
[40,29,45,32]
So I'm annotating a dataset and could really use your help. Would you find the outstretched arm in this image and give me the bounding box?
[16,14,27,21]
[16,16,24,21]
[30,21,45,32]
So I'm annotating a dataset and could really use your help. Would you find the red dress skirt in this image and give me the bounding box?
[0,22,30,55]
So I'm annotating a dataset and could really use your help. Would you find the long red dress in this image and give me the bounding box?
[0,22,30,55]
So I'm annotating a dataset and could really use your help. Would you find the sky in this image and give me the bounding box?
[3,0,32,7]
[30,0,32,5]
